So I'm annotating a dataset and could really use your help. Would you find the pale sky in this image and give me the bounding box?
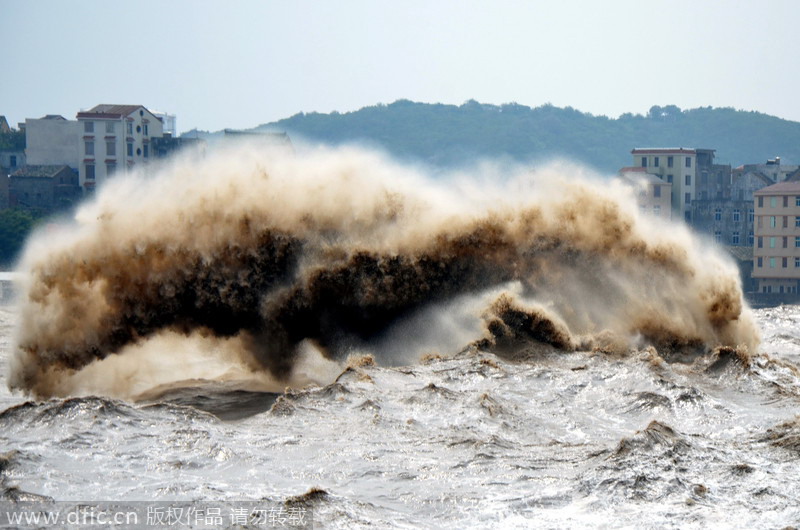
[2,0,799,134]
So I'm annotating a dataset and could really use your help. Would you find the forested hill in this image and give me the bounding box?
[253,101,800,174]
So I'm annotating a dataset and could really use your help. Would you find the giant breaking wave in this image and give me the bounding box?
[8,144,759,398]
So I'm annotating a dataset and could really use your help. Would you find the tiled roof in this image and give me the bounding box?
[77,104,149,119]
[754,181,800,195]
[726,246,753,262]
[11,165,73,178]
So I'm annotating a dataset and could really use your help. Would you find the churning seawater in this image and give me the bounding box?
[1,145,798,528]
[2,304,800,528]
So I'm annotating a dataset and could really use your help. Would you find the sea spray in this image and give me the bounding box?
[8,144,759,398]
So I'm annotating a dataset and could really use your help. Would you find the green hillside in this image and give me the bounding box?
[255,101,800,173]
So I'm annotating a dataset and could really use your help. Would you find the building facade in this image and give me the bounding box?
[24,115,80,167]
[631,148,697,222]
[618,167,672,219]
[75,105,163,192]
[9,165,81,213]
[752,181,800,294]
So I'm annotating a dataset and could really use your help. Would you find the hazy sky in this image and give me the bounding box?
[2,0,799,134]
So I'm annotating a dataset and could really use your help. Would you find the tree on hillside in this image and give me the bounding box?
[259,101,800,173]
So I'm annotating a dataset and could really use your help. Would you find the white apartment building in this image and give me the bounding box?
[631,148,697,222]
[752,181,800,294]
[75,105,163,191]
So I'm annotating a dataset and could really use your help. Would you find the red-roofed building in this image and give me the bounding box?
[76,104,163,191]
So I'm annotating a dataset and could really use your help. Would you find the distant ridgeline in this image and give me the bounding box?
[245,101,800,173]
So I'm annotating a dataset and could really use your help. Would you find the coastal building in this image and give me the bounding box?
[618,166,672,219]
[222,129,294,153]
[24,115,80,168]
[75,104,164,192]
[0,150,24,177]
[631,148,697,222]
[752,181,800,294]
[151,133,205,159]
[0,116,26,178]
[9,165,81,213]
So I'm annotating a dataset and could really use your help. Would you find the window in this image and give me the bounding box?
[748,231,754,246]
[143,144,149,158]
[795,216,800,227]
[770,258,776,268]
[127,142,133,157]
[85,163,95,180]
[106,141,115,157]
[714,231,722,243]
[654,157,659,167]
[771,197,777,208]
[733,209,740,223]
[84,121,94,133]
[684,211,691,222]
[757,257,763,268]
[654,186,661,198]
[748,209,754,223]
[732,232,740,245]
[796,196,800,207]
[667,156,674,168]
[143,124,149,136]
[770,237,776,248]
[136,125,142,134]
[106,163,116,176]
[783,257,788,268]
[714,208,722,221]
[784,216,789,228]
[685,157,692,168]
[667,174,673,183]
[641,157,647,168]
[685,174,692,186]
[784,237,788,248]
[758,237,763,248]
[9,155,16,167]
[85,141,94,156]
[653,205,661,216]
[796,257,800,268]
[105,121,115,133]
[770,216,777,228]
[685,192,691,205]
[758,197,764,208]
[784,196,789,208]
[127,122,133,135]
[796,236,800,247]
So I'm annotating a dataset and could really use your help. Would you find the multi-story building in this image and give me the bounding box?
[24,115,79,168]
[618,166,672,220]
[631,148,697,222]
[752,181,800,294]
[75,104,163,192]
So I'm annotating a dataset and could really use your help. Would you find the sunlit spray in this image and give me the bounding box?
[8,143,759,398]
